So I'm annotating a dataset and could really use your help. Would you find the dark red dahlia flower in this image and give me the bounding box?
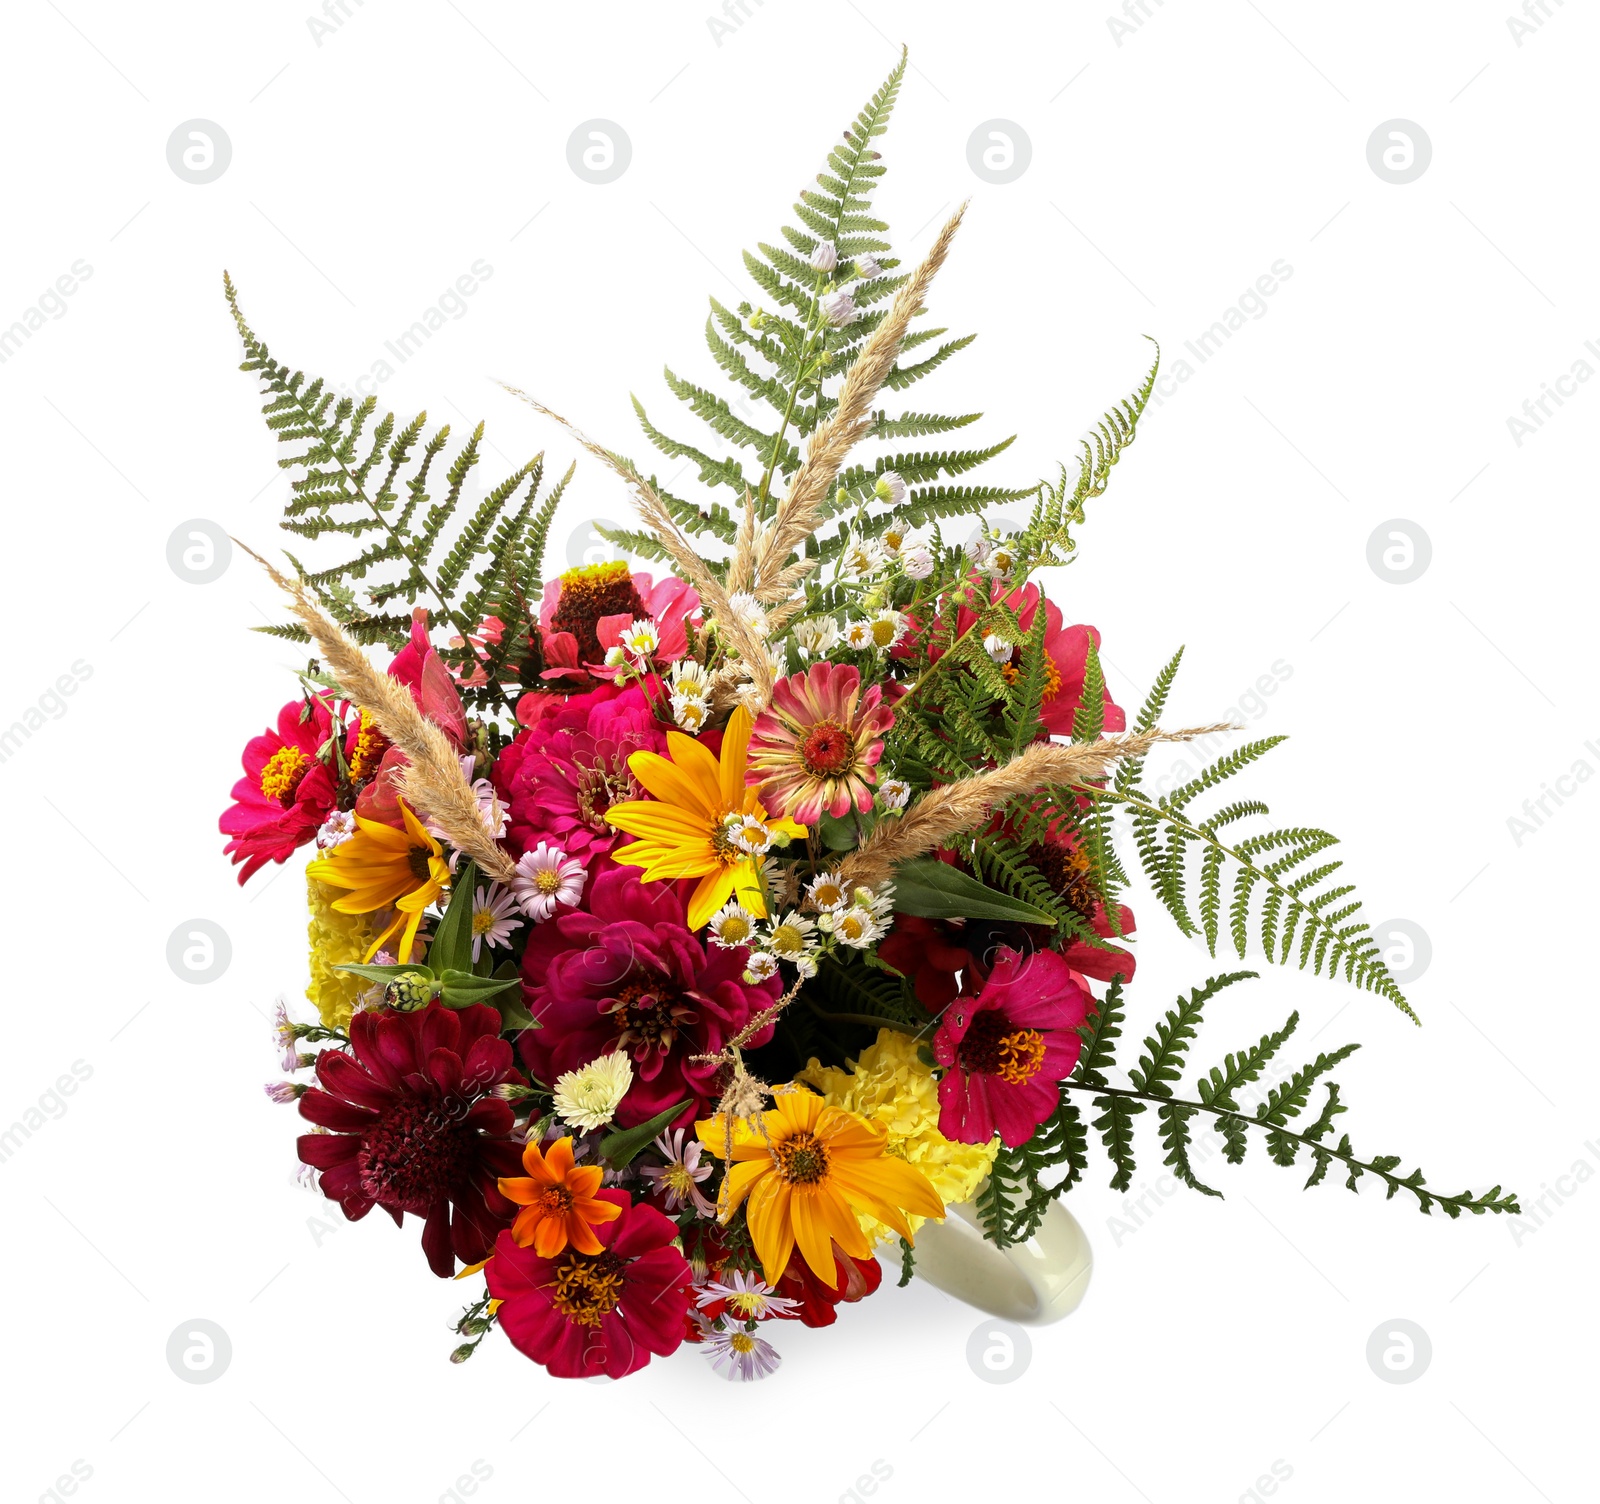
[519,867,781,1128]
[878,914,972,1010]
[220,696,338,882]
[486,1190,691,1379]
[296,1002,526,1277]
[493,681,667,869]
[772,1246,884,1327]
[933,947,1094,1148]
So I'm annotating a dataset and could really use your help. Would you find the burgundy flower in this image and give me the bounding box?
[220,697,338,882]
[493,681,667,870]
[519,868,781,1128]
[296,1003,526,1277]
[878,914,972,1010]
[486,1191,691,1379]
[933,948,1093,1148]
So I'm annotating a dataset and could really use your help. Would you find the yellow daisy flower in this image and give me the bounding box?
[696,1088,945,1288]
[605,705,807,931]
[799,1029,998,1243]
[304,799,449,964]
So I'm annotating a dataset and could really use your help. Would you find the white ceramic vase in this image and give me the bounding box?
[911,1194,1093,1323]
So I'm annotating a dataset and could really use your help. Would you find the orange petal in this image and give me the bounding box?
[498,1175,539,1206]
[744,1173,795,1286]
[789,1188,839,1286]
[567,1164,604,1200]
[719,706,752,810]
[532,1214,568,1259]
[566,1215,605,1256]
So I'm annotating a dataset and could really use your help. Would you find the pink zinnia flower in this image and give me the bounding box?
[220,697,339,883]
[493,681,668,872]
[537,563,700,684]
[519,868,781,1128]
[746,661,895,824]
[486,1191,692,1379]
[932,947,1094,1148]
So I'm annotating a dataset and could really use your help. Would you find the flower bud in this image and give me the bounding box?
[809,241,838,271]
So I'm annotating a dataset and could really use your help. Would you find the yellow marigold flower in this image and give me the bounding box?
[798,1028,997,1244]
[305,877,377,1030]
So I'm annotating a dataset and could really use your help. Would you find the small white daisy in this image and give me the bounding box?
[743,951,781,984]
[671,692,709,733]
[902,545,935,580]
[984,633,1014,665]
[809,240,838,271]
[870,609,907,649]
[511,841,588,921]
[873,470,907,507]
[807,871,850,913]
[765,911,817,962]
[841,537,884,577]
[793,617,839,655]
[604,644,629,668]
[964,529,994,565]
[982,541,1019,580]
[470,882,523,961]
[620,617,660,659]
[822,289,857,326]
[668,658,712,699]
[730,814,774,857]
[855,255,883,280]
[844,620,874,651]
[832,906,885,949]
[316,809,358,849]
[723,592,769,635]
[551,1051,633,1132]
[877,777,911,811]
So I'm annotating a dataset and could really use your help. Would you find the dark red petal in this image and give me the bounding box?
[316,1050,394,1111]
[297,1132,361,1169]
[298,1092,380,1132]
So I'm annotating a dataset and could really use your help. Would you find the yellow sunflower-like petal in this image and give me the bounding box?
[688,868,741,932]
[745,1173,795,1286]
[624,749,720,819]
[789,1187,838,1283]
[660,732,726,800]
[719,706,753,811]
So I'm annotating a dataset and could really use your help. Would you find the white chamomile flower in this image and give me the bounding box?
[984,633,1013,665]
[793,617,839,655]
[855,255,883,281]
[709,902,759,950]
[822,289,857,326]
[620,617,660,659]
[983,540,1019,580]
[873,470,907,507]
[794,953,819,979]
[832,906,885,949]
[723,592,769,635]
[902,545,935,580]
[856,883,896,920]
[841,537,884,577]
[964,529,994,565]
[668,659,711,699]
[844,620,874,651]
[317,809,358,849]
[809,240,838,271]
[877,777,911,812]
[765,911,817,962]
[551,1051,633,1132]
[807,871,849,913]
[604,645,628,668]
[743,951,781,984]
[671,693,709,733]
[880,523,910,557]
[870,609,907,650]
[731,814,774,856]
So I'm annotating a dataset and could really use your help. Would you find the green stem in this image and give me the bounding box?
[752,269,832,513]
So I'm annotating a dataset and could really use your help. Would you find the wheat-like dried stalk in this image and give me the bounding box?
[751,202,968,601]
[238,542,519,885]
[499,386,776,704]
[837,725,1233,891]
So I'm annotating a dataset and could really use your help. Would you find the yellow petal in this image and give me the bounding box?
[687,868,738,931]
[789,1188,839,1285]
[744,1173,795,1287]
[620,750,719,821]
[719,706,752,810]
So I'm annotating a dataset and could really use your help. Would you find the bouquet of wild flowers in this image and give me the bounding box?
[222,55,1516,1381]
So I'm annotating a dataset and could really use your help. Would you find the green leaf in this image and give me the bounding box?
[599,1098,691,1169]
[427,862,479,975]
[891,856,1058,925]
[334,962,435,985]
[437,969,522,1008]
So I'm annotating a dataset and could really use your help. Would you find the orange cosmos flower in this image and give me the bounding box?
[696,1089,945,1288]
[498,1136,622,1258]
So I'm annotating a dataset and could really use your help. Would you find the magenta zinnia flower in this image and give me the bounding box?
[494,681,668,872]
[486,1191,692,1379]
[933,947,1094,1148]
[519,868,781,1128]
[746,661,895,824]
[220,697,339,882]
[296,1002,527,1277]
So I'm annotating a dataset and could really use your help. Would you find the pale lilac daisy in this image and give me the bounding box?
[696,1269,800,1320]
[470,882,523,961]
[641,1128,716,1215]
[511,842,587,921]
[702,1324,782,1381]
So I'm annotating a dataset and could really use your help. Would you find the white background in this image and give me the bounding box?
[1,2,1594,1501]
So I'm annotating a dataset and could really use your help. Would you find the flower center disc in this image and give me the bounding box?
[958,1010,1047,1085]
[799,721,855,776]
[773,1129,830,1185]
[406,845,435,882]
[550,1251,626,1327]
[358,1096,469,1212]
[259,745,309,804]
